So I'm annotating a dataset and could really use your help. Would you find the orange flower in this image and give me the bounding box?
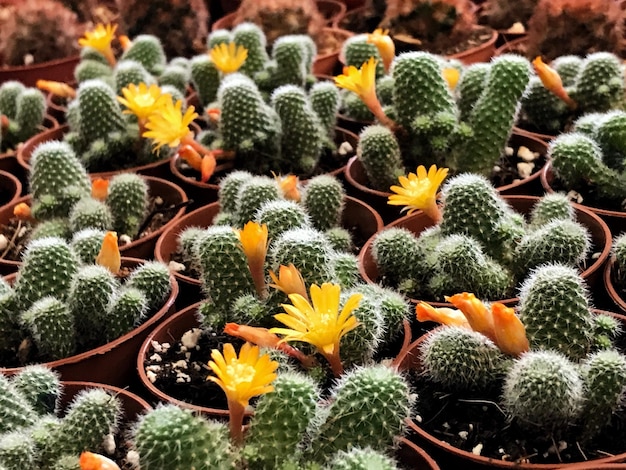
[366,28,395,73]
[36,80,76,99]
[445,292,496,343]
[491,303,529,356]
[96,231,121,274]
[268,264,309,300]
[415,302,470,328]
[442,68,461,90]
[235,221,269,298]
[91,178,109,201]
[79,452,120,470]
[13,202,32,221]
[273,173,301,202]
[532,56,576,109]
[118,35,132,51]
[388,165,448,222]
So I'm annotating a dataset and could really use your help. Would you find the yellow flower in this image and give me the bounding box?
[210,42,248,74]
[36,80,76,99]
[272,173,301,202]
[366,29,395,73]
[270,283,362,376]
[442,67,461,90]
[335,57,396,128]
[235,221,269,297]
[117,83,171,121]
[143,96,198,151]
[388,164,448,222]
[269,264,309,301]
[208,342,278,443]
[78,23,117,66]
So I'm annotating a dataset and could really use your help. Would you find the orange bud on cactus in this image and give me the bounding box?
[532,56,577,109]
[91,178,109,201]
[96,231,121,274]
[225,323,282,349]
[491,303,530,356]
[79,451,120,470]
[200,153,217,183]
[13,202,32,221]
[445,292,496,342]
[178,144,202,171]
[415,302,470,328]
[118,35,132,51]
[36,80,77,99]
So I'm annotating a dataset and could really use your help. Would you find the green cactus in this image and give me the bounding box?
[329,252,360,288]
[341,35,384,77]
[502,350,583,432]
[106,173,149,239]
[121,34,166,75]
[325,228,353,253]
[21,296,76,361]
[132,404,234,470]
[371,227,422,292]
[553,55,584,85]
[67,265,119,348]
[571,52,625,114]
[341,90,374,121]
[235,175,282,227]
[70,229,106,265]
[591,110,626,172]
[10,88,46,145]
[270,35,313,89]
[518,263,596,360]
[359,284,410,346]
[308,365,411,461]
[245,372,318,469]
[11,365,61,416]
[51,454,81,470]
[29,140,91,220]
[106,286,149,341]
[528,192,575,227]
[255,199,310,239]
[0,374,37,433]
[324,447,400,470]
[520,77,570,134]
[29,219,71,242]
[456,63,489,122]
[74,79,127,145]
[579,349,626,440]
[218,170,255,214]
[301,175,345,231]
[207,29,232,49]
[114,60,154,95]
[0,431,36,469]
[13,237,78,312]
[356,125,405,192]
[74,59,114,84]
[0,293,20,354]
[68,197,113,232]
[177,226,206,272]
[271,85,324,176]
[158,64,189,94]
[309,81,340,138]
[232,22,269,77]
[126,261,172,311]
[190,55,220,107]
[0,81,25,119]
[269,227,333,287]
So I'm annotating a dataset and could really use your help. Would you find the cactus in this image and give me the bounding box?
[29,219,71,242]
[502,350,583,432]
[371,227,423,292]
[255,199,310,239]
[132,404,234,470]
[190,55,220,107]
[357,125,405,192]
[114,60,154,95]
[268,35,315,89]
[456,63,489,122]
[218,170,255,214]
[325,228,353,253]
[325,447,400,470]
[13,237,78,312]
[0,375,37,433]
[232,22,269,77]
[70,229,106,264]
[245,372,318,469]
[2,87,47,148]
[126,261,172,311]
[341,35,384,78]
[29,141,91,220]
[105,173,149,239]
[74,79,127,145]
[235,176,282,227]
[120,35,167,75]
[0,431,36,469]
[0,293,20,354]
[74,59,114,84]
[0,81,25,120]
[158,64,189,94]
[11,365,61,416]
[309,81,340,139]
[301,175,345,231]
[106,286,149,341]
[330,252,360,288]
[68,197,113,232]
[518,264,596,360]
[308,365,411,461]
[21,296,76,361]
[590,110,626,172]
[528,192,575,227]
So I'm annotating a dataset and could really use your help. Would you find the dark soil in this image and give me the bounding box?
[0,218,33,263]
[547,172,626,214]
[489,142,547,189]
[394,26,495,57]
[407,368,626,465]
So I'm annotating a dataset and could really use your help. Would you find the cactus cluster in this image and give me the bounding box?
[372,175,590,301]
[0,234,171,365]
[348,49,531,190]
[132,364,412,469]
[0,82,47,151]
[417,263,626,451]
[0,366,122,468]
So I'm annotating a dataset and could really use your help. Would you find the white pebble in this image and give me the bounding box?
[146,370,157,383]
[160,342,171,352]
[472,443,484,455]
[517,145,536,162]
[149,353,162,362]
[168,260,186,272]
[0,234,7,251]
[155,196,164,205]
[180,345,187,353]
[102,433,116,454]
[193,362,202,371]
[185,352,191,360]
[119,234,132,246]
[338,141,354,155]
[517,161,535,179]
[17,226,27,238]
[414,414,423,423]
[504,146,514,157]
[181,328,202,349]
[150,340,163,353]
[458,431,468,440]
[567,189,583,204]
[126,450,140,468]
[146,364,161,373]
[172,359,187,369]
[176,372,191,383]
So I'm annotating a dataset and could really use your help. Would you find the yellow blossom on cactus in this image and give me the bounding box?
[446,292,496,343]
[210,42,248,74]
[388,165,448,222]
[491,302,529,356]
[235,221,269,297]
[117,83,171,121]
[78,23,117,66]
[36,80,76,99]
[532,56,576,109]
[366,28,395,73]
[208,342,278,443]
[273,172,301,202]
[143,96,198,151]
[269,264,309,300]
[271,283,362,376]
[442,67,461,90]
[95,231,121,274]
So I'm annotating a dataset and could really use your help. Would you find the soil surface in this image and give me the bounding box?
[547,172,626,213]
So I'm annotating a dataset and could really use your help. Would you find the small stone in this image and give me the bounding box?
[505,146,514,157]
[458,431,468,440]
[181,328,202,349]
[338,141,353,155]
[193,362,202,371]
[185,352,191,360]
[176,372,191,383]
[0,234,7,251]
[102,433,116,454]
[119,234,132,246]
[414,414,422,423]
[180,345,187,353]
[168,260,186,272]
[172,359,187,369]
[17,226,27,238]
[517,146,536,162]
[149,353,162,362]
[567,189,583,204]
[517,161,535,178]
[472,443,484,456]
[155,196,164,205]
[126,450,140,468]
[506,22,526,34]
[146,365,161,373]
[160,342,171,352]
[146,370,157,383]
[150,340,163,353]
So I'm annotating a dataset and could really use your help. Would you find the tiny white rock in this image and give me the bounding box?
[149,353,162,362]
[567,189,583,204]
[172,359,187,369]
[146,364,161,373]
[102,433,116,454]
[126,450,140,468]
[0,234,7,251]
[505,146,514,157]
[338,141,353,155]
[472,443,484,456]
[168,260,186,272]
[458,431,468,440]
[176,372,191,383]
[150,340,163,353]
[146,370,157,383]
[17,226,27,238]
[517,161,535,179]
[119,234,132,246]
[161,342,171,351]
[181,328,202,349]
[517,145,536,162]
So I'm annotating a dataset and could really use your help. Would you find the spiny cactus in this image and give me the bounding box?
[21,296,76,360]
[125,261,172,311]
[68,197,113,232]
[235,175,282,227]
[0,375,37,433]
[11,365,61,416]
[0,85,46,149]
[528,192,575,227]
[70,229,106,264]
[301,175,345,231]
[357,125,405,192]
[106,286,149,341]
[255,199,311,239]
[120,34,166,75]
[190,55,220,107]
[105,173,149,239]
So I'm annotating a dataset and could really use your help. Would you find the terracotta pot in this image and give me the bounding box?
[344,132,549,224]
[313,27,354,75]
[494,36,527,57]
[0,170,21,214]
[169,126,358,211]
[358,195,612,308]
[396,309,626,469]
[541,162,626,236]
[137,301,234,418]
[0,175,189,272]
[154,195,384,309]
[0,55,80,88]
[555,465,626,470]
[17,125,174,181]
[604,258,626,314]
[396,437,441,470]
[1,258,179,387]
